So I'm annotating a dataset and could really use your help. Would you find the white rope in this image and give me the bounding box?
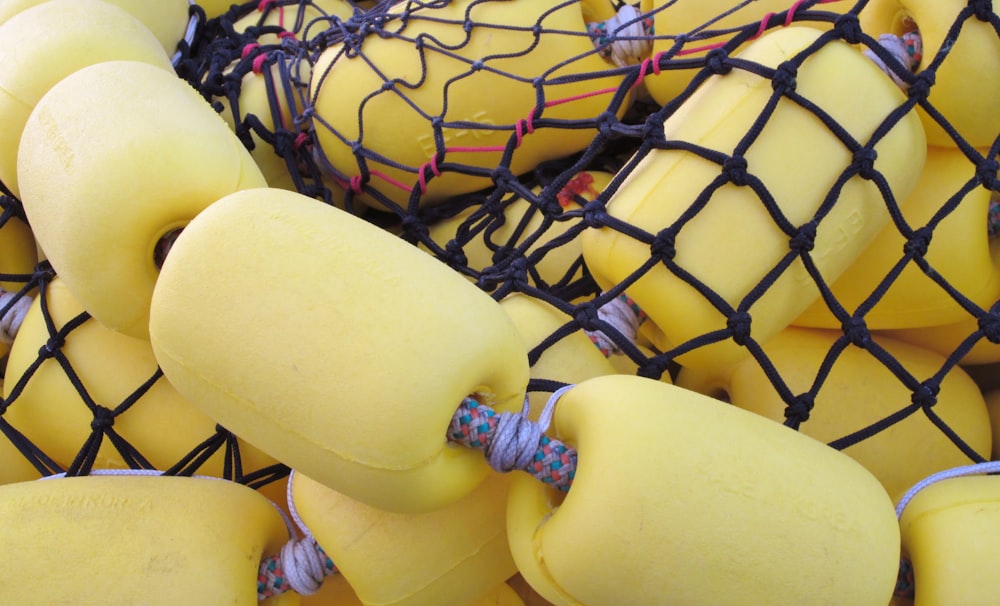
[589,5,654,68]
[485,384,573,473]
[0,289,31,344]
[586,294,643,357]
[277,537,329,596]
[863,32,921,90]
[895,460,1000,519]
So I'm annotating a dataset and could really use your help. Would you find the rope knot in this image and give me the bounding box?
[507,256,530,290]
[595,110,623,140]
[976,156,999,191]
[587,4,654,67]
[442,241,468,268]
[970,0,994,21]
[486,404,545,473]
[784,393,815,427]
[641,114,666,147]
[842,316,871,347]
[903,226,933,258]
[727,311,752,346]
[581,199,609,228]
[399,214,429,242]
[911,381,939,409]
[907,70,935,100]
[978,312,1000,343]
[38,334,65,360]
[491,165,518,190]
[705,48,731,75]
[90,406,115,431]
[789,221,817,253]
[771,62,798,95]
[573,303,602,332]
[650,228,677,262]
[833,13,864,44]
[852,147,879,180]
[722,155,750,186]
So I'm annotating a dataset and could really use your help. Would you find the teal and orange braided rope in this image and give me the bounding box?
[450,395,577,491]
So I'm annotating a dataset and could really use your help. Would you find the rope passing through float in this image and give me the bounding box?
[863,29,922,89]
[587,4,655,68]
[585,294,647,358]
[0,287,31,344]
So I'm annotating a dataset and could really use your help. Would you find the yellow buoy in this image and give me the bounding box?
[898,472,1000,605]
[0,0,190,56]
[506,374,900,605]
[0,474,296,605]
[676,326,992,504]
[0,0,173,198]
[17,60,267,339]
[795,146,1000,329]
[860,0,1000,147]
[581,26,926,371]
[2,278,284,486]
[292,470,517,606]
[309,0,627,209]
[149,187,529,513]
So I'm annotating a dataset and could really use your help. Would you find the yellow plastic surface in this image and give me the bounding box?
[499,293,620,414]
[898,475,1000,606]
[426,171,612,288]
[0,213,36,293]
[795,147,1000,328]
[860,0,1000,147]
[309,0,627,209]
[293,470,517,606]
[2,278,283,483]
[149,187,530,513]
[676,326,992,504]
[0,0,189,54]
[0,474,295,605]
[984,389,1000,459]
[883,316,1000,366]
[219,0,354,192]
[17,60,267,339]
[643,0,848,106]
[581,26,925,371]
[0,0,172,198]
[506,374,900,605]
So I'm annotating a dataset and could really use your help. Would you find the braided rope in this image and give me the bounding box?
[257,538,336,600]
[587,4,655,68]
[586,294,647,358]
[449,387,577,491]
[0,288,31,344]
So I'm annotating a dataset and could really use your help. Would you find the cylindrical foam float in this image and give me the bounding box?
[17,60,267,339]
[581,26,926,371]
[0,474,295,605]
[676,326,992,504]
[506,374,901,605]
[149,187,530,513]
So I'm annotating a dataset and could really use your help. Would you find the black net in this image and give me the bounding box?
[1,0,1000,599]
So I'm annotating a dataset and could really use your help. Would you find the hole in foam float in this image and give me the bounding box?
[154,228,184,270]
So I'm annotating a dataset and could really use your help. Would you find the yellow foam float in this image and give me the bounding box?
[216,0,354,193]
[0,474,296,605]
[2,278,285,494]
[506,374,900,605]
[0,209,36,295]
[0,0,173,198]
[795,146,1000,329]
[17,60,267,339]
[149,187,529,513]
[581,26,925,371]
[0,0,190,56]
[859,0,1000,148]
[642,0,849,106]
[309,0,627,209]
[292,470,517,606]
[882,313,1000,366]
[897,471,1000,605]
[676,326,991,504]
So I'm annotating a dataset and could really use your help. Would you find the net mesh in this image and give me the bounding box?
[1,0,1000,599]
